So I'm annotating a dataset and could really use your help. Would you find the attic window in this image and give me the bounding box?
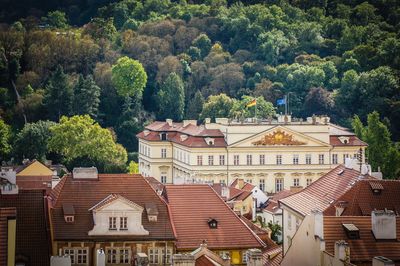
[369,182,384,195]
[337,170,344,175]
[205,137,215,146]
[180,134,188,142]
[338,136,350,144]
[145,203,159,222]
[342,223,360,239]
[143,130,150,136]
[160,133,167,141]
[208,218,218,229]
[62,203,75,223]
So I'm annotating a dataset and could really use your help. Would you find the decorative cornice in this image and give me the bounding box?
[252,129,307,146]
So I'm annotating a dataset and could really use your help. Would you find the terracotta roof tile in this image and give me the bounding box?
[164,185,265,250]
[50,174,175,241]
[324,179,400,216]
[16,175,52,192]
[324,216,400,263]
[0,190,50,266]
[279,165,375,216]
[330,135,367,146]
[263,246,282,266]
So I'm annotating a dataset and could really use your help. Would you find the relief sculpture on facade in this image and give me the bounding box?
[252,129,307,146]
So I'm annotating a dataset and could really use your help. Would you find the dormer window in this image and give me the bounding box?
[370,182,384,195]
[338,136,350,144]
[205,137,215,146]
[146,203,159,222]
[180,134,188,142]
[160,133,167,141]
[342,223,360,239]
[109,217,117,230]
[208,218,218,229]
[62,203,75,223]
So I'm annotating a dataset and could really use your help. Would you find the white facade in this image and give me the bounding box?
[138,116,366,193]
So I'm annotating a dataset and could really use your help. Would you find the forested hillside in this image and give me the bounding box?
[0,0,399,176]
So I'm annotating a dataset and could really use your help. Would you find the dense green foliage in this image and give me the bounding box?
[48,115,127,172]
[0,0,399,176]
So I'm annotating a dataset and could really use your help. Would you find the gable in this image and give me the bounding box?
[89,194,144,213]
[229,126,330,148]
[17,161,53,176]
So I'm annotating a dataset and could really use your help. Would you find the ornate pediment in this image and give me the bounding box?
[252,129,307,146]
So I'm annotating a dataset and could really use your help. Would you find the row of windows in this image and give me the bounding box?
[139,144,151,157]
[194,153,357,166]
[64,247,173,265]
[109,217,128,230]
[148,248,173,264]
[174,149,190,164]
[275,178,313,192]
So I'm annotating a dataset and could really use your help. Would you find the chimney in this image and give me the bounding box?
[166,119,173,127]
[50,256,71,266]
[372,210,396,240]
[183,120,197,127]
[221,184,230,199]
[246,249,263,266]
[215,118,229,124]
[172,254,195,266]
[334,240,350,262]
[136,253,149,266]
[204,118,211,124]
[72,167,98,179]
[372,256,395,266]
[96,249,106,266]
[312,209,323,239]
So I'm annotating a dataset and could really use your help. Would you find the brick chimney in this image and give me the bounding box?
[372,210,396,240]
[72,167,98,179]
[173,254,195,266]
[166,119,173,126]
[246,249,263,266]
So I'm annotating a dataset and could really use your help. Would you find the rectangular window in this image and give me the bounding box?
[275,178,283,192]
[319,154,325,164]
[293,178,299,187]
[161,248,173,264]
[259,179,265,191]
[219,155,225,165]
[306,154,312,165]
[332,154,338,164]
[219,251,230,259]
[246,154,252,165]
[293,154,299,165]
[242,250,248,263]
[109,217,117,230]
[77,249,88,264]
[234,155,239,165]
[107,249,117,263]
[149,248,159,264]
[276,155,282,165]
[343,154,349,163]
[120,217,128,230]
[161,175,167,184]
[306,178,312,186]
[296,218,301,230]
[64,249,75,264]
[161,148,167,158]
[208,155,214,166]
[259,154,265,165]
[197,155,203,166]
[120,249,130,264]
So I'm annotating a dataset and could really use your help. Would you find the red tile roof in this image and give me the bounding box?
[137,121,227,148]
[211,184,244,201]
[0,190,50,266]
[164,184,265,250]
[230,178,255,191]
[279,165,375,216]
[262,246,282,266]
[324,216,400,263]
[0,207,16,266]
[263,190,294,214]
[49,174,176,241]
[239,216,277,248]
[324,179,400,216]
[330,135,367,146]
[16,175,52,192]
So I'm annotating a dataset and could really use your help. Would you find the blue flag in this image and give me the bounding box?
[277,98,286,106]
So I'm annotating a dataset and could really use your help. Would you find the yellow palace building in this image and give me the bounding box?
[136,115,367,193]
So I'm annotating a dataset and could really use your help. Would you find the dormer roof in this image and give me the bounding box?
[89,194,144,212]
